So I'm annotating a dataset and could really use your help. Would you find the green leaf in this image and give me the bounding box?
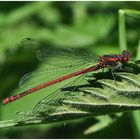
[1,61,140,128]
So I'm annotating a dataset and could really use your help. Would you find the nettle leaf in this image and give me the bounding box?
[0,61,140,128]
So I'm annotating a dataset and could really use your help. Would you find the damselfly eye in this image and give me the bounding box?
[123,57,129,62]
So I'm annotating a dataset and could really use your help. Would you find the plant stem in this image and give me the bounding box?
[119,9,127,52]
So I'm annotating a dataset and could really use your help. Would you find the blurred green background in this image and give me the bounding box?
[0,1,140,138]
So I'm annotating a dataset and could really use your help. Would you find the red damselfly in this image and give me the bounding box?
[2,38,131,105]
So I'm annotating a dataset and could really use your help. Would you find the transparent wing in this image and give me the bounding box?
[19,61,95,92]
[20,38,98,91]
[22,38,98,67]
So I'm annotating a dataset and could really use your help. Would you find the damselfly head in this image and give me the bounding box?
[121,50,131,62]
